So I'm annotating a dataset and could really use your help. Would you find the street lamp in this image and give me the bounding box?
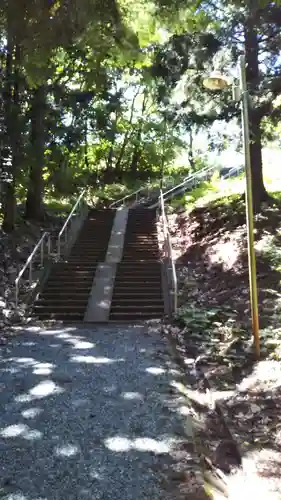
[203,70,231,91]
[203,55,260,358]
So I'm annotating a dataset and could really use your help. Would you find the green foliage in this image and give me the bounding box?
[2,0,281,230]
[167,171,244,212]
[175,303,244,345]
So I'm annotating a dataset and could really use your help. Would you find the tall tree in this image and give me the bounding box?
[153,0,281,209]
[25,86,47,220]
[1,2,23,232]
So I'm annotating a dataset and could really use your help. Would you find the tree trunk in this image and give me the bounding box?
[103,144,115,184]
[84,117,89,169]
[188,127,195,171]
[245,7,269,210]
[25,85,46,220]
[2,183,16,233]
[103,113,117,184]
[130,92,147,175]
[115,130,130,179]
[248,112,269,208]
[2,18,21,232]
[115,88,140,177]
[2,34,14,233]
[130,128,142,175]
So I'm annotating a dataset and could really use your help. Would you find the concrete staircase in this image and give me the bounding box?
[110,208,164,321]
[33,209,114,321]
[33,207,165,322]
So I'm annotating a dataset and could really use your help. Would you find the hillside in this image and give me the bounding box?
[166,181,281,497]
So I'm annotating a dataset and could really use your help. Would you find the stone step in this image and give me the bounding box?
[34,305,87,312]
[32,312,85,321]
[47,275,94,282]
[115,272,161,278]
[43,285,92,292]
[51,264,98,271]
[36,298,89,305]
[111,298,163,306]
[39,291,90,299]
[109,311,163,320]
[112,292,162,298]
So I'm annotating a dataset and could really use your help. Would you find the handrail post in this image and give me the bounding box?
[159,189,178,316]
[29,261,32,285]
[57,189,86,260]
[48,234,51,257]
[41,236,44,267]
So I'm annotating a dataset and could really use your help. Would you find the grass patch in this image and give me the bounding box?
[44,197,73,216]
[169,174,245,213]
[87,179,164,206]
[88,183,134,206]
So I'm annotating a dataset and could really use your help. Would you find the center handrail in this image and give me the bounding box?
[57,189,87,258]
[159,190,178,313]
[15,231,51,308]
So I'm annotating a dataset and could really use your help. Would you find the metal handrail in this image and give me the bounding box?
[109,175,177,209]
[110,166,217,210]
[57,189,86,258]
[161,165,215,200]
[159,190,178,313]
[15,231,51,308]
[148,165,217,209]
[221,165,244,179]
[109,186,145,208]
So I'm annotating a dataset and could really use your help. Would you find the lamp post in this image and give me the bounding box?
[203,55,260,358]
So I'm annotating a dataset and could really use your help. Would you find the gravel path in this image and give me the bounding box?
[0,324,190,500]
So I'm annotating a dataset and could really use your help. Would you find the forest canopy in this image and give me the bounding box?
[1,0,281,231]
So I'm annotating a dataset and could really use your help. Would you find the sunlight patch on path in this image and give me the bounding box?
[0,324,189,500]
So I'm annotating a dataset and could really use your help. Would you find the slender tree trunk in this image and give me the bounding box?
[2,183,16,233]
[25,85,46,220]
[115,130,130,177]
[115,88,140,175]
[84,117,89,169]
[2,33,14,233]
[188,126,195,171]
[130,92,147,175]
[104,144,115,184]
[104,113,118,184]
[2,26,21,232]
[130,129,142,175]
[245,6,269,210]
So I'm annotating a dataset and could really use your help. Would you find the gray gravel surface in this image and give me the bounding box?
[0,323,190,500]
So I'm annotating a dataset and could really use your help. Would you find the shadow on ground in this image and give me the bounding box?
[0,323,200,500]
[171,195,281,329]
[166,195,281,496]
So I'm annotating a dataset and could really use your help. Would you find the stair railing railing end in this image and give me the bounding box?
[159,190,178,314]
[15,231,51,309]
[57,189,87,259]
